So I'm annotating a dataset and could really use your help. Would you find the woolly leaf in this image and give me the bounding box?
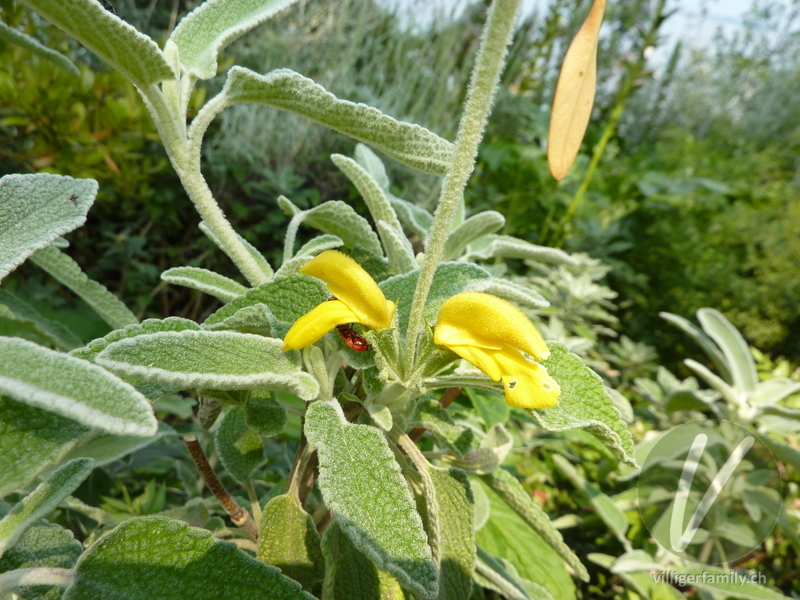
[18,0,174,87]
[0,458,94,559]
[332,154,404,234]
[377,220,417,275]
[30,246,138,329]
[0,20,78,74]
[465,235,578,266]
[296,201,383,257]
[258,494,324,592]
[481,279,549,309]
[535,342,636,467]
[410,399,474,457]
[244,392,287,437]
[168,0,301,80]
[161,267,247,302]
[0,398,90,497]
[220,67,454,175]
[94,330,319,400]
[295,234,344,257]
[389,197,433,242]
[216,406,265,483]
[697,308,757,392]
[0,289,82,350]
[659,311,731,382]
[0,174,96,282]
[304,401,437,598]
[354,143,391,191]
[444,423,512,475]
[442,212,505,261]
[63,516,313,600]
[199,222,273,279]
[0,337,157,437]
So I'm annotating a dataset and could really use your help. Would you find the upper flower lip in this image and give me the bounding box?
[282,250,395,351]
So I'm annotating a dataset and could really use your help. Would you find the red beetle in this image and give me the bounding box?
[327,296,369,351]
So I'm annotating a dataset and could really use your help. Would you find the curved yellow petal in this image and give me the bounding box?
[282,300,360,351]
[444,344,506,381]
[436,292,550,360]
[300,250,394,330]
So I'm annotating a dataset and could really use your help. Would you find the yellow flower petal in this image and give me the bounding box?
[300,250,395,330]
[282,300,360,351]
[435,292,549,360]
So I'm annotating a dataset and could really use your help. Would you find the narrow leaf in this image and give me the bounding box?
[377,220,417,275]
[304,401,437,598]
[389,196,433,242]
[547,0,607,180]
[697,308,758,392]
[465,235,578,266]
[18,0,174,87]
[293,201,383,257]
[0,337,157,437]
[0,458,94,559]
[0,20,79,75]
[30,246,138,329]
[332,154,405,234]
[409,399,475,457]
[442,212,505,261]
[216,406,265,483]
[535,342,636,467]
[0,289,82,350]
[63,516,313,600]
[296,234,344,257]
[684,359,741,406]
[94,330,319,400]
[354,143,391,191]
[168,0,301,80]
[200,221,273,279]
[0,174,96,282]
[161,267,247,302]
[660,311,731,382]
[220,67,454,175]
[474,547,535,600]
[481,279,549,309]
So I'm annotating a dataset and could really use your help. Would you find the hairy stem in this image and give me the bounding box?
[404,0,522,376]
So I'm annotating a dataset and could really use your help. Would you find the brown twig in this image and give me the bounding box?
[408,387,461,442]
[183,434,259,540]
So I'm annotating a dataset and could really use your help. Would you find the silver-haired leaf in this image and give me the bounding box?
[297,201,383,257]
[0,20,79,75]
[216,406,265,484]
[0,458,94,559]
[659,311,731,382]
[481,279,549,309]
[161,267,247,302]
[220,67,454,175]
[296,234,344,257]
[465,235,578,267]
[474,546,535,600]
[535,342,636,467]
[63,516,313,600]
[377,220,416,275]
[30,246,138,329]
[0,174,96,282]
[18,0,174,87]
[244,392,286,437]
[199,221,273,279]
[332,154,404,235]
[0,289,82,350]
[697,308,758,393]
[389,196,433,242]
[304,401,437,598]
[442,211,505,261]
[168,0,301,80]
[95,330,319,400]
[0,337,157,437]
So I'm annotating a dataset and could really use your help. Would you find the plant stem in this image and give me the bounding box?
[404,0,522,376]
[183,435,259,540]
[0,568,74,593]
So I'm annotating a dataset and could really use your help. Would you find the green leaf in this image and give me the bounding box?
[697,308,758,392]
[332,154,405,234]
[551,455,630,550]
[354,143,391,191]
[293,201,383,257]
[0,458,93,559]
[535,342,636,467]
[465,388,509,428]
[464,235,578,266]
[750,379,800,406]
[0,337,157,437]
[168,0,301,80]
[0,20,79,75]
[219,67,454,175]
[380,262,492,334]
[587,553,684,600]
[257,494,324,592]
[244,392,287,437]
[216,406,265,483]
[389,196,433,242]
[304,401,437,598]
[0,515,82,600]
[199,221,273,279]
[296,234,344,258]
[444,424,512,475]
[161,267,247,302]
[17,0,174,87]
[663,390,713,413]
[0,174,96,282]
[321,520,405,600]
[0,398,90,497]
[95,330,319,399]
[30,246,138,330]
[475,481,576,600]
[480,468,588,582]
[660,311,732,382]
[63,516,313,600]
[474,546,537,600]
[481,279,549,309]
[409,399,475,457]
[61,422,175,467]
[684,359,740,406]
[0,289,82,350]
[442,212,505,261]
[428,467,475,600]
[377,220,417,274]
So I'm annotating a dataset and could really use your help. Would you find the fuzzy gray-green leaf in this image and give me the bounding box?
[377,220,417,275]
[481,279,549,309]
[304,401,437,598]
[64,516,313,600]
[697,307,758,392]
[410,399,474,457]
[244,393,287,437]
[168,0,301,80]
[659,311,731,382]
[354,144,391,190]
[30,246,138,329]
[0,289,82,350]
[332,154,404,234]
[0,458,94,559]
[0,20,79,75]
[442,212,505,261]
[296,234,344,257]
[216,406,265,483]
[465,235,578,266]
[221,67,454,175]
[535,342,636,467]
[18,0,174,87]
[389,196,433,242]
[95,330,319,400]
[161,267,247,302]
[0,337,157,437]
[297,201,383,257]
[199,221,273,279]
[0,174,96,282]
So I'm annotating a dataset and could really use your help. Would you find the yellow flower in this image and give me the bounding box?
[433,292,560,409]
[282,250,395,351]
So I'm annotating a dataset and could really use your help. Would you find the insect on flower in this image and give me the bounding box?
[327,295,369,351]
